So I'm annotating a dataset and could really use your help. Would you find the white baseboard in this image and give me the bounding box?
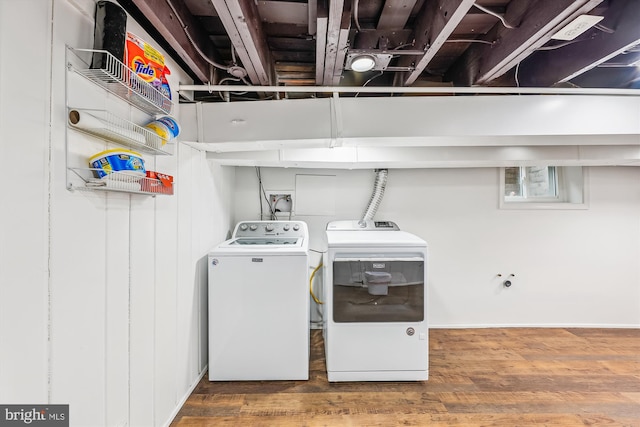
[428,323,640,329]
[162,366,208,427]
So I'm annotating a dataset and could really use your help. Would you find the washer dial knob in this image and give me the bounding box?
[293,224,300,231]
[265,224,275,232]
[249,224,258,231]
[282,224,290,231]
[239,224,248,231]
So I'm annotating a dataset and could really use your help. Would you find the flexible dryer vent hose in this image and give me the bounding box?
[361,169,388,221]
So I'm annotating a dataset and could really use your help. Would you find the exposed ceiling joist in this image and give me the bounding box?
[308,0,317,36]
[447,0,604,86]
[517,0,640,87]
[121,0,213,82]
[321,0,347,85]
[377,0,417,30]
[122,0,639,95]
[398,0,476,86]
[331,9,352,85]
[315,2,328,85]
[210,0,273,85]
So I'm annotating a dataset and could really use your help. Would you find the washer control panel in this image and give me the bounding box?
[234,221,307,238]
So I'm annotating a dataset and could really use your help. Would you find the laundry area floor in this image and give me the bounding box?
[171,328,640,426]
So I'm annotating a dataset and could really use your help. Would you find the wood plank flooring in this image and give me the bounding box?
[171,328,640,426]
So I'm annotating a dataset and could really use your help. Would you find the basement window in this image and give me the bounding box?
[500,166,587,209]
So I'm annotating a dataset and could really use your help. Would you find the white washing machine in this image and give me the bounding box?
[324,220,428,382]
[208,220,309,381]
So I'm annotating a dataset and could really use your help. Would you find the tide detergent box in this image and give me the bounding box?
[125,32,166,90]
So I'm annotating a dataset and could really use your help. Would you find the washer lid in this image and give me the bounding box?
[210,235,308,255]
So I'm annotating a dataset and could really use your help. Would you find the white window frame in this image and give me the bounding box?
[499,166,589,210]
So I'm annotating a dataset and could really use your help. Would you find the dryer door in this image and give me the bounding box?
[332,257,424,323]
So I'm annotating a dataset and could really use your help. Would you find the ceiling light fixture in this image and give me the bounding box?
[551,15,604,41]
[350,54,376,72]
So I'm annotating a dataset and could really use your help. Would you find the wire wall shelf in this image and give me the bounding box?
[66,46,173,115]
[67,108,171,155]
[68,168,174,196]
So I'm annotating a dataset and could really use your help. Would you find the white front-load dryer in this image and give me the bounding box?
[324,220,428,382]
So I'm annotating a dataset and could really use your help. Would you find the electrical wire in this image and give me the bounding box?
[272,195,293,219]
[512,35,592,88]
[352,0,362,32]
[473,3,516,29]
[255,167,276,220]
[535,38,588,51]
[218,77,248,101]
[355,71,384,98]
[165,0,231,72]
[393,42,415,50]
[594,23,615,34]
[255,167,264,219]
[310,262,324,304]
[445,39,495,45]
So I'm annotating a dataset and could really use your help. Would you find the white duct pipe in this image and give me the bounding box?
[361,169,388,222]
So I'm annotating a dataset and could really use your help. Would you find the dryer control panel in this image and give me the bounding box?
[233,221,308,238]
[326,220,400,231]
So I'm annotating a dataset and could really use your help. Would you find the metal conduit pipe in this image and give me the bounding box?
[361,169,388,222]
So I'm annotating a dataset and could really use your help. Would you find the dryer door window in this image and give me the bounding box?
[332,258,424,322]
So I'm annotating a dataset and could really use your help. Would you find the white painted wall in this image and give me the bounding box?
[0,1,234,426]
[233,166,640,328]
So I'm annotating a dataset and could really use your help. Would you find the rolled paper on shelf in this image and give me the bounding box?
[68,109,106,130]
[69,110,145,144]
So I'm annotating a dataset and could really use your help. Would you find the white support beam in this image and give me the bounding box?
[206,144,640,169]
[186,134,640,154]
[180,93,640,167]
[179,95,640,145]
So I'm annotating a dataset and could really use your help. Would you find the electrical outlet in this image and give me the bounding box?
[267,191,293,214]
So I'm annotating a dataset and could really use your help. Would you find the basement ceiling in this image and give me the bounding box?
[117,0,640,102]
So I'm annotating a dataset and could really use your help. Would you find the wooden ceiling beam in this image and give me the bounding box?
[377,0,417,30]
[121,0,213,82]
[517,0,640,87]
[322,0,348,85]
[447,0,604,86]
[308,0,317,36]
[315,2,328,84]
[210,0,273,85]
[398,0,476,86]
[330,8,352,85]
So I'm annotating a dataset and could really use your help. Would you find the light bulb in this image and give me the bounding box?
[351,55,376,72]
